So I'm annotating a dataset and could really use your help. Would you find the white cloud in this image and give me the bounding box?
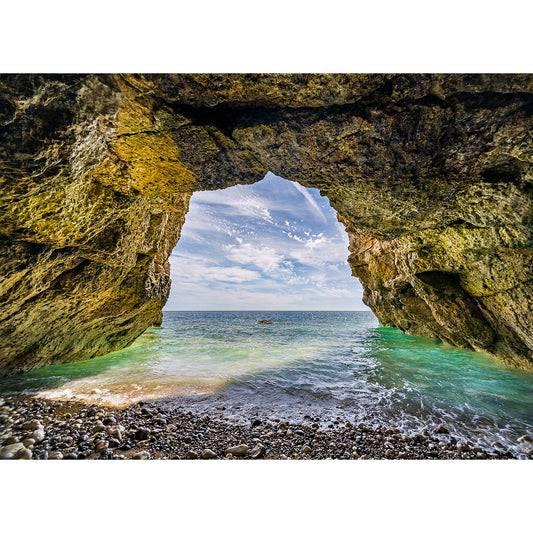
[290,181,327,223]
[193,187,274,224]
[224,243,284,273]
[164,173,367,311]
[170,256,260,283]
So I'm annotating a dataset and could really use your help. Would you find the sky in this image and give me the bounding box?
[164,172,367,310]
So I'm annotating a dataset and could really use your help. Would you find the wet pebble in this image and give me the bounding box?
[250,444,266,459]
[225,444,249,457]
[200,449,217,459]
[0,396,517,461]
[132,451,150,460]
[47,451,63,460]
[0,442,26,459]
[95,440,109,453]
[30,428,45,443]
[21,420,43,431]
[134,428,151,441]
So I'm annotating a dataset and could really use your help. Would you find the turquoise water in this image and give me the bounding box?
[1,311,532,455]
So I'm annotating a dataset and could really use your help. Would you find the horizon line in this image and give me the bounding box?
[163,309,372,312]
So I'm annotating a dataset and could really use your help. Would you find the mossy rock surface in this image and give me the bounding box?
[0,74,532,375]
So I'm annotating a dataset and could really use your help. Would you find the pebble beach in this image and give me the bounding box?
[2,395,529,460]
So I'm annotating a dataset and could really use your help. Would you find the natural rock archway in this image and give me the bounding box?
[1,74,532,376]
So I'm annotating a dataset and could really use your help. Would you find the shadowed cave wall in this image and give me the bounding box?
[0,74,532,376]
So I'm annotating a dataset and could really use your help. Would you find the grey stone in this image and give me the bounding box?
[301,445,312,454]
[108,427,123,441]
[0,442,26,459]
[225,444,250,457]
[134,428,151,441]
[250,444,266,459]
[457,442,470,452]
[200,449,217,459]
[91,422,106,434]
[47,451,63,460]
[95,440,109,453]
[131,450,151,460]
[21,420,43,431]
[30,428,45,443]
[16,447,32,460]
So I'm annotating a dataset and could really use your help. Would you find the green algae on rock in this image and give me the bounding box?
[0,74,532,375]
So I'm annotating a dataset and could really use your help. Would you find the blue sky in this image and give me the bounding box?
[164,172,366,310]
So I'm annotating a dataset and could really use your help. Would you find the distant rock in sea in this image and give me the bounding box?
[257,320,274,324]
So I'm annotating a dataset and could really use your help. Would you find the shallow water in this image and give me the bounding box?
[1,311,532,456]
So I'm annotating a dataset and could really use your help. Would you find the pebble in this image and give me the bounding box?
[518,435,533,444]
[0,442,26,459]
[225,444,250,457]
[132,451,151,460]
[21,420,43,431]
[134,428,151,441]
[250,444,266,459]
[435,424,450,434]
[0,396,516,461]
[457,442,470,452]
[92,422,105,434]
[186,451,199,459]
[95,440,109,453]
[108,427,122,440]
[47,451,63,460]
[200,449,217,459]
[30,428,45,443]
[16,447,32,460]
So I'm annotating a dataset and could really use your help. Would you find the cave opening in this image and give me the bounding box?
[164,172,368,312]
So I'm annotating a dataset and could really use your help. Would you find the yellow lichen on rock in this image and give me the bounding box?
[0,74,532,375]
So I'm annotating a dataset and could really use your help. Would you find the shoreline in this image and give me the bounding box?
[1,395,528,460]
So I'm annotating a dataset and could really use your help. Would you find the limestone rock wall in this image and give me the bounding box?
[1,74,532,375]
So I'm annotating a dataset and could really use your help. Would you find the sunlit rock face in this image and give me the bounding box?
[0,74,532,375]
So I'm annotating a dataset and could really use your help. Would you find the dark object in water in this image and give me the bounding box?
[257,320,274,324]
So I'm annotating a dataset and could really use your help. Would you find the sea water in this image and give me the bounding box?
[1,311,532,456]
